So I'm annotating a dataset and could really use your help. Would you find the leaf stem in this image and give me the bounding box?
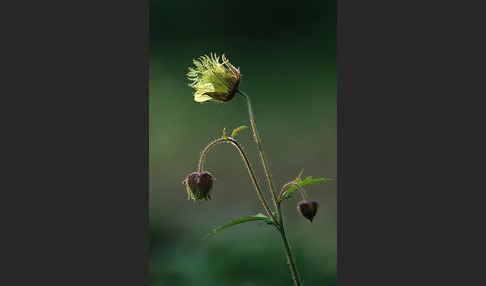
[198,137,278,225]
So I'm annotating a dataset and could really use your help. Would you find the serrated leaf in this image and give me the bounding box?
[231,125,248,138]
[282,173,329,200]
[300,177,327,186]
[205,213,275,238]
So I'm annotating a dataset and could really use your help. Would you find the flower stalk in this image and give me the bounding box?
[237,90,281,212]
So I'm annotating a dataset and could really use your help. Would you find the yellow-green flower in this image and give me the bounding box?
[187,53,241,103]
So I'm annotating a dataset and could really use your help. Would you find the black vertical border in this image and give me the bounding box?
[2,0,150,285]
[337,0,486,285]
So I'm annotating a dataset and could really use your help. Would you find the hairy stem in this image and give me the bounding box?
[198,137,278,224]
[237,90,302,286]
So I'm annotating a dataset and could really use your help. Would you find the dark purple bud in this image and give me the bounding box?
[297,201,318,222]
[183,171,214,201]
[198,172,213,199]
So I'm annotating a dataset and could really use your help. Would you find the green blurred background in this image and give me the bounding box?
[150,1,336,285]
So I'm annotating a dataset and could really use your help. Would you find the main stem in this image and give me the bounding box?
[278,206,302,286]
[237,90,302,286]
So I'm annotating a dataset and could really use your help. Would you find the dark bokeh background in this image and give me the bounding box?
[150,1,336,285]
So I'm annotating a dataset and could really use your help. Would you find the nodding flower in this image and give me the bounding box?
[183,171,214,201]
[187,53,241,103]
[297,201,318,222]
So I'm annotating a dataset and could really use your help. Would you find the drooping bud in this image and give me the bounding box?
[198,172,213,198]
[183,171,214,201]
[184,172,200,199]
[297,201,318,222]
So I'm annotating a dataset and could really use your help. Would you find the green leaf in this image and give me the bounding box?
[282,171,329,200]
[221,127,228,139]
[205,213,275,238]
[296,169,304,181]
[231,125,248,138]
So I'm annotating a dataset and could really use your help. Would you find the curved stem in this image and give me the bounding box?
[198,137,278,225]
[279,181,310,202]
